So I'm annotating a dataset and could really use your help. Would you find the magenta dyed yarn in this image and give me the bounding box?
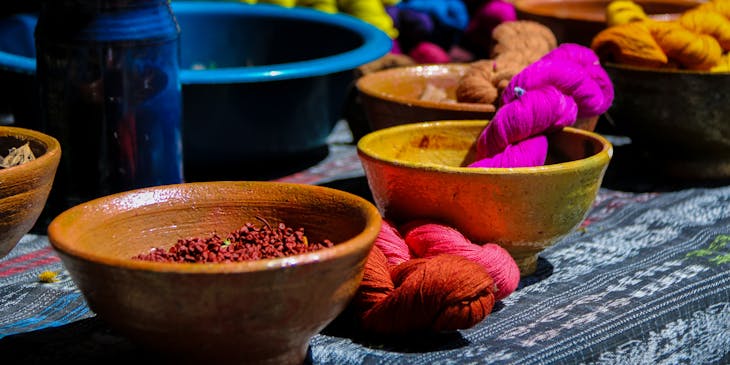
[472,44,613,167]
[401,220,520,301]
[469,135,548,168]
[464,0,517,55]
[409,41,451,63]
[502,44,614,119]
[474,85,578,160]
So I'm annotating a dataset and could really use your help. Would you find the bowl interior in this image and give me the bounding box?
[178,8,360,69]
[358,120,608,170]
[49,181,380,271]
[356,64,495,113]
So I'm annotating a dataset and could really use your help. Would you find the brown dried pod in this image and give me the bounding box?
[455,60,499,104]
[491,21,557,67]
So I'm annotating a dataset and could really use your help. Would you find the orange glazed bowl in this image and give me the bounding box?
[47,181,381,365]
[357,120,612,276]
[0,126,60,258]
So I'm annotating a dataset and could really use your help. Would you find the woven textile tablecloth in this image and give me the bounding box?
[1,125,729,364]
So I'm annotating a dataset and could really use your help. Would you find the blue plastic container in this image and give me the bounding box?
[0,2,392,181]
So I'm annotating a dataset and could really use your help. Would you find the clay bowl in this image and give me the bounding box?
[356,64,496,133]
[0,126,60,258]
[356,63,600,135]
[357,121,612,276]
[514,0,703,46]
[47,181,381,364]
[604,63,730,179]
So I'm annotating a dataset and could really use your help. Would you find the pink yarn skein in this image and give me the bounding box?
[373,218,521,301]
[374,219,413,267]
[409,41,451,63]
[469,44,613,168]
[401,220,520,301]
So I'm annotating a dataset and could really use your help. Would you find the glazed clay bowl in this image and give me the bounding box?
[0,126,60,258]
[604,63,730,179]
[356,64,497,133]
[356,63,600,134]
[357,121,612,276]
[47,181,381,364]
[514,0,702,46]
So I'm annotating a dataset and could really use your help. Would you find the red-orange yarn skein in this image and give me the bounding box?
[402,220,520,301]
[353,245,496,334]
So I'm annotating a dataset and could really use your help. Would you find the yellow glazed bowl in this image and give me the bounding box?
[0,126,61,258]
[357,120,613,275]
[48,181,381,364]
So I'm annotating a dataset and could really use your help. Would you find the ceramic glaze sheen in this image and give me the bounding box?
[35,0,184,214]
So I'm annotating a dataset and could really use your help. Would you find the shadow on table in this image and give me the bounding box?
[0,317,159,362]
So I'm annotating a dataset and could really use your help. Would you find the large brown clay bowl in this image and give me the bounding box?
[357,121,612,276]
[604,63,730,179]
[514,0,702,46]
[356,63,600,134]
[356,64,497,132]
[47,181,381,364]
[0,126,60,258]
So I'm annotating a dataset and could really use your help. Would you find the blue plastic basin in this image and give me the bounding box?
[0,2,391,180]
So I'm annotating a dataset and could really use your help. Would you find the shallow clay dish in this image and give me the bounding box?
[48,181,381,364]
[356,64,496,132]
[0,126,60,258]
[514,0,702,46]
[357,120,612,276]
[605,63,730,179]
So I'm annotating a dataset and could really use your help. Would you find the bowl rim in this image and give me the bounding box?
[356,120,613,175]
[47,181,382,274]
[0,2,392,84]
[604,61,730,75]
[356,64,497,113]
[0,125,61,177]
[512,0,703,22]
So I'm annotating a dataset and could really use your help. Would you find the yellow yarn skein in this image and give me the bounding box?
[699,0,730,18]
[253,0,297,6]
[606,0,648,26]
[297,0,338,13]
[337,0,399,38]
[711,53,730,71]
[680,8,730,51]
[647,20,724,70]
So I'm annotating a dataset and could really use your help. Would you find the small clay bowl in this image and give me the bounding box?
[604,63,730,179]
[514,0,702,46]
[0,126,60,258]
[356,63,600,134]
[356,64,496,132]
[48,181,381,364]
[357,121,612,276]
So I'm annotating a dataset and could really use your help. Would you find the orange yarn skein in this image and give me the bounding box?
[594,0,730,70]
[353,246,496,335]
[679,9,730,51]
[646,20,723,70]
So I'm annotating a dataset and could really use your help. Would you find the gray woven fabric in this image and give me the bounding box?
[1,185,729,364]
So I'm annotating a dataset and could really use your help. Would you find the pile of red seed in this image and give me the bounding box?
[133,219,334,263]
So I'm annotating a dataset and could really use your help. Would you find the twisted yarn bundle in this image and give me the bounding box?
[352,219,520,334]
[592,0,730,71]
[469,44,614,168]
